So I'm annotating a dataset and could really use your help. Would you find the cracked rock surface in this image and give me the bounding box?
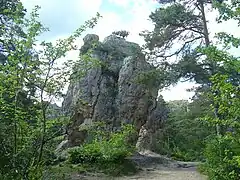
[62,34,167,149]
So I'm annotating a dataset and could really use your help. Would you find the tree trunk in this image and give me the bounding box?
[198,0,221,135]
[199,0,210,46]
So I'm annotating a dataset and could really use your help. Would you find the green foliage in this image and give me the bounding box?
[201,71,240,179]
[140,1,216,90]
[0,0,26,39]
[68,143,102,164]
[155,99,214,161]
[200,26,240,179]
[0,2,101,179]
[68,123,137,176]
[215,1,240,48]
[0,0,238,180]
[112,30,130,39]
[135,68,177,89]
[135,69,162,88]
[44,164,87,180]
[203,135,240,180]
[141,3,203,56]
[145,5,240,180]
[68,123,136,164]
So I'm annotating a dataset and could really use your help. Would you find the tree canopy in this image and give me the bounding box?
[0,0,239,179]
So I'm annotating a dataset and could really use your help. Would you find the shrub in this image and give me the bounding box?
[68,123,137,174]
[68,142,102,164]
[203,135,240,180]
[154,99,213,162]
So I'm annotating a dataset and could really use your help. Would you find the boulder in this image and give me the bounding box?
[62,34,168,151]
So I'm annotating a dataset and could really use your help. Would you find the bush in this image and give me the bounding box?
[154,99,214,162]
[68,142,102,164]
[203,135,240,180]
[67,123,137,175]
[44,164,87,180]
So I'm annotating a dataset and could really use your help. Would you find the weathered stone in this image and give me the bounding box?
[62,34,168,151]
[83,34,99,43]
[103,34,141,57]
[136,125,152,152]
[66,100,93,147]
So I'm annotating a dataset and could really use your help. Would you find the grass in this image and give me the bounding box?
[43,159,138,180]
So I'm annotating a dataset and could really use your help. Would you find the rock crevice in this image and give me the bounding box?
[62,34,167,150]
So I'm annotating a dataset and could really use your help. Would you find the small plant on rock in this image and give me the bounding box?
[112,30,130,39]
[67,122,137,176]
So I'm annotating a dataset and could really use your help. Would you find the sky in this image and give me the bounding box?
[21,0,239,102]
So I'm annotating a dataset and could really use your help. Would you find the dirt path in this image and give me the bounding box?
[77,168,206,180]
[74,151,207,180]
[116,168,206,180]
[119,151,207,180]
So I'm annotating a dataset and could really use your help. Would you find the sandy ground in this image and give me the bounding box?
[76,168,207,180]
[73,151,207,180]
[116,168,207,180]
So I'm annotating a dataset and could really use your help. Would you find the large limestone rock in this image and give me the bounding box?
[62,34,167,150]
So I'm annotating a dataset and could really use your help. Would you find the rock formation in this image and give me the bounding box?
[62,34,167,151]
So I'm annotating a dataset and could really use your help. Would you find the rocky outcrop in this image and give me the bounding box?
[62,34,167,150]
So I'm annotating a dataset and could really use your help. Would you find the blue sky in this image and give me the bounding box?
[21,0,159,42]
[21,0,239,102]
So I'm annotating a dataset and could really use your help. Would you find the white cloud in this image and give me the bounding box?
[108,0,158,8]
[78,0,156,44]
[160,81,197,102]
[75,0,103,19]
[21,0,103,40]
[125,1,156,44]
[21,0,240,103]
[21,0,155,47]
[88,11,124,41]
[99,0,157,44]
[206,8,240,39]
[108,0,130,8]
